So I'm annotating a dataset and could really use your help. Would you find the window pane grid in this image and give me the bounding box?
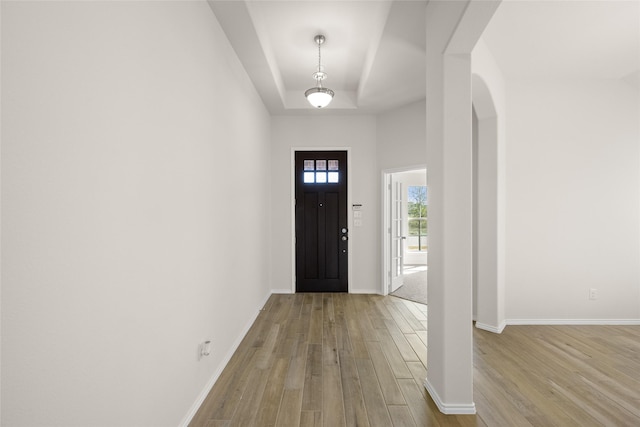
[303,159,340,184]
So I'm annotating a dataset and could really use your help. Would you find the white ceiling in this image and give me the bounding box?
[208,0,640,115]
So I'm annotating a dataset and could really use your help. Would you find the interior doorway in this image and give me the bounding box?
[382,168,427,304]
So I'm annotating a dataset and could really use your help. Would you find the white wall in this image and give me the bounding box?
[1,2,271,426]
[270,115,379,294]
[504,77,640,321]
[377,100,427,171]
[472,36,640,326]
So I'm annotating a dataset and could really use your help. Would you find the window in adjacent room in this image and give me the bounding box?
[407,186,427,252]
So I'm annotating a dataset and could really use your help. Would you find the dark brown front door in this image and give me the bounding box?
[295,151,348,292]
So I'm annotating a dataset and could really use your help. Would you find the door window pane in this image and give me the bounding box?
[304,171,315,183]
[316,172,327,183]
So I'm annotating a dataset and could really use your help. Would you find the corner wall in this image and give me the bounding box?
[1,2,271,426]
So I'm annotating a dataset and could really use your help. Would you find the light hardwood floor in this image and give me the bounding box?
[474,323,640,426]
[189,293,640,427]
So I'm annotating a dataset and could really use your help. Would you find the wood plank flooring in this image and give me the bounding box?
[189,293,640,427]
[474,324,640,426]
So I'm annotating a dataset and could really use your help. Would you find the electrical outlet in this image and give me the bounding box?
[199,341,212,360]
[589,288,598,300]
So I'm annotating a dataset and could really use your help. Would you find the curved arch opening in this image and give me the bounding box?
[472,73,504,333]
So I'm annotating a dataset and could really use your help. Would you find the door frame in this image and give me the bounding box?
[381,164,427,295]
[291,147,352,293]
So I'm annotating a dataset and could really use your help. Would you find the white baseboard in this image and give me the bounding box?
[475,320,506,334]
[350,288,381,295]
[273,288,382,295]
[424,379,477,415]
[179,291,273,427]
[506,319,640,326]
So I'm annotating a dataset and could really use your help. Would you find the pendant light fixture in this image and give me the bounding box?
[304,35,334,108]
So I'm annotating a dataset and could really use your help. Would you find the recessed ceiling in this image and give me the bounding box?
[208,0,640,115]
[208,0,426,114]
[248,1,391,92]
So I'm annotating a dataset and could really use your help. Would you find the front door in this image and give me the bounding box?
[295,151,348,292]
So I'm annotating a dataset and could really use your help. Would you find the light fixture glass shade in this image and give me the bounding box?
[305,87,335,108]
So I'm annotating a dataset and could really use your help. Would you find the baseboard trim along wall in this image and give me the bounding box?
[475,321,506,334]
[179,291,274,427]
[350,288,382,295]
[274,288,384,295]
[424,379,477,415]
[271,288,294,294]
[507,319,640,326]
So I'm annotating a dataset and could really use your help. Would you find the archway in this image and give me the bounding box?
[472,74,505,333]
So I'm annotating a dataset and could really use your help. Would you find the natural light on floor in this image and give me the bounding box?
[403,265,428,275]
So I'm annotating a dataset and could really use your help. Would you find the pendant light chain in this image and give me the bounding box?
[318,39,322,74]
[304,34,334,108]
[318,42,322,87]
[316,37,324,87]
